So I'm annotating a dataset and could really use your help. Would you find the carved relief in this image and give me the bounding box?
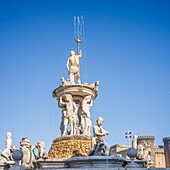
[49,136,92,158]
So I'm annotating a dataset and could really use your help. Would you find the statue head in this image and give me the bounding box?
[84,95,91,103]
[70,51,75,56]
[64,94,72,102]
[96,81,99,86]
[133,135,138,140]
[10,145,17,152]
[97,117,104,126]
[36,141,45,149]
[6,132,12,138]
[20,138,30,149]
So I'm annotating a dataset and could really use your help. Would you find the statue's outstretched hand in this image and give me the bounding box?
[79,50,82,57]
[104,131,109,136]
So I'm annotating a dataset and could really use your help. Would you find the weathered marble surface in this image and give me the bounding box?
[137,136,155,168]
[34,155,125,169]
[49,135,92,159]
[81,95,93,136]
[67,155,125,168]
[20,138,35,169]
[36,141,48,159]
[58,94,77,136]
[53,84,98,100]
[32,156,170,170]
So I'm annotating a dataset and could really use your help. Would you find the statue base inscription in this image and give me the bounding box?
[49,135,92,158]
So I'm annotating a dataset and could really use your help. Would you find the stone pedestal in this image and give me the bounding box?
[49,135,92,158]
[34,156,126,169]
[53,84,98,100]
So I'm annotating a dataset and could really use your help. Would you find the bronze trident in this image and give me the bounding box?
[74,16,82,55]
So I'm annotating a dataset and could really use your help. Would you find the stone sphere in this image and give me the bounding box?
[127,147,138,158]
[12,150,23,161]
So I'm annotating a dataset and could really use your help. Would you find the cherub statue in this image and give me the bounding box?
[80,95,93,135]
[58,94,77,136]
[92,117,109,150]
[89,117,109,156]
[66,50,82,84]
[36,141,48,159]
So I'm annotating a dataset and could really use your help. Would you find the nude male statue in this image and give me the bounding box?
[81,95,92,135]
[66,50,82,84]
[59,94,77,136]
[1,132,12,160]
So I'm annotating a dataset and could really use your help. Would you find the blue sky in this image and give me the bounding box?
[0,0,170,151]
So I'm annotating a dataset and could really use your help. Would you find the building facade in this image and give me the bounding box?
[163,137,170,168]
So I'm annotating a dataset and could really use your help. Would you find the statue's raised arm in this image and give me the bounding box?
[79,50,82,58]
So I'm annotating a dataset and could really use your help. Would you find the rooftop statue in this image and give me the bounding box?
[66,50,82,84]
[1,132,12,160]
[1,132,17,161]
